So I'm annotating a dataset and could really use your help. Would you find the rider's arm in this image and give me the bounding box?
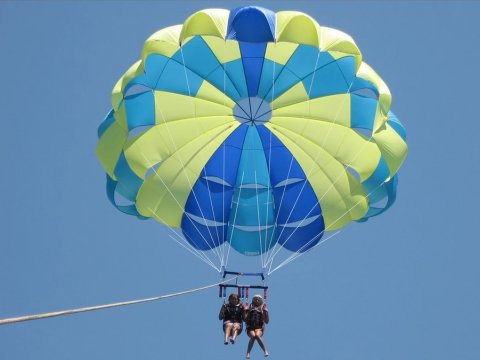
[263,305,269,324]
[219,304,226,320]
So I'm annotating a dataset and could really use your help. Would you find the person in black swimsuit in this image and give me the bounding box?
[244,294,269,358]
[219,293,243,345]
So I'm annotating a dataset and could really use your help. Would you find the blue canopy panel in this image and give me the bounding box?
[144,54,169,87]
[153,56,204,96]
[226,6,275,43]
[350,77,379,98]
[124,91,155,131]
[257,60,284,101]
[260,46,336,101]
[204,61,247,102]
[358,175,398,222]
[362,156,391,204]
[387,111,407,141]
[227,224,276,256]
[172,36,221,79]
[182,214,228,251]
[98,109,115,138]
[106,174,146,219]
[286,46,333,79]
[303,56,356,98]
[228,125,276,255]
[350,93,378,138]
[181,126,248,250]
[277,216,324,252]
[226,6,275,98]
[224,60,249,99]
[261,67,301,103]
[239,42,267,97]
[113,152,144,202]
[123,74,152,96]
[171,35,250,101]
[257,125,325,252]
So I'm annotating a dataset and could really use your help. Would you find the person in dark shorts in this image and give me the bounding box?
[219,293,243,344]
[244,294,269,358]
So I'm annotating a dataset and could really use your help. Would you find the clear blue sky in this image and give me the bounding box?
[1,1,479,359]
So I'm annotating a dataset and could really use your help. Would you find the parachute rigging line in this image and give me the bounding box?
[267,70,356,260]
[145,201,220,271]
[178,46,224,262]
[141,149,222,266]
[0,276,240,326]
[261,50,326,267]
[168,234,220,271]
[267,173,395,274]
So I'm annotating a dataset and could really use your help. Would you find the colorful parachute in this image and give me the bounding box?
[96,6,407,272]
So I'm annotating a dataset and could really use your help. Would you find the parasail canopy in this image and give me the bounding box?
[96,6,408,274]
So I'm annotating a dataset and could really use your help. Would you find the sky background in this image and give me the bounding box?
[1,1,479,359]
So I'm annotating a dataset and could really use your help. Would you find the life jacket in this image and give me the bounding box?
[222,304,243,323]
[246,304,264,329]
